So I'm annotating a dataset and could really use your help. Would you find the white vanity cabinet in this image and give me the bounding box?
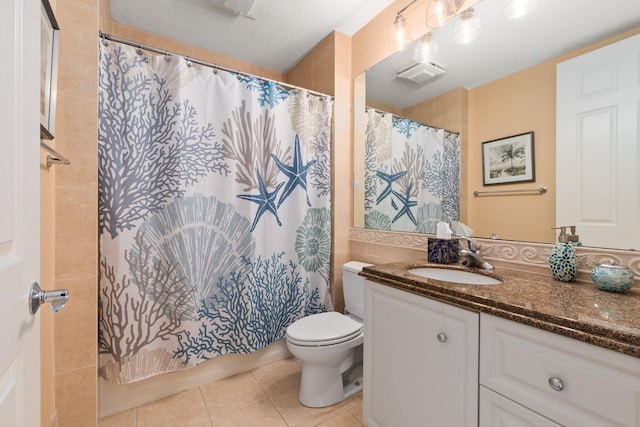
[363,279,479,427]
[480,313,640,427]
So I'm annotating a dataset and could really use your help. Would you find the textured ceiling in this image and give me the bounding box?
[110,0,640,102]
[110,0,395,72]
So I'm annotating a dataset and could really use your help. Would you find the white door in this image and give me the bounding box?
[0,0,42,425]
[556,34,640,250]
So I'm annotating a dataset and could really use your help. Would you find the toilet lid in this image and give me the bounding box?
[286,312,362,345]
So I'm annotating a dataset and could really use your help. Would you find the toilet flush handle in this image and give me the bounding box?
[437,332,447,343]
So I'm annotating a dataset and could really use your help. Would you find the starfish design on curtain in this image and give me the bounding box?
[376,170,407,205]
[391,183,417,225]
[237,168,285,231]
[271,136,317,207]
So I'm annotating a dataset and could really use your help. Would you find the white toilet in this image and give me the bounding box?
[285,261,373,407]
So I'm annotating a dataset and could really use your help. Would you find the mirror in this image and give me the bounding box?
[356,0,640,249]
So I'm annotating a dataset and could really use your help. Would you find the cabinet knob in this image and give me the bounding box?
[437,332,447,343]
[548,377,564,392]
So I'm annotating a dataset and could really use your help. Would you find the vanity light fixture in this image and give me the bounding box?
[414,33,439,63]
[426,0,457,29]
[502,0,537,19]
[390,12,413,51]
[390,0,418,52]
[453,8,481,44]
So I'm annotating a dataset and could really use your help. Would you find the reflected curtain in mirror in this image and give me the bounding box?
[364,109,460,233]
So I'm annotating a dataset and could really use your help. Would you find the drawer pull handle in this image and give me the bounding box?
[437,332,447,343]
[548,377,564,392]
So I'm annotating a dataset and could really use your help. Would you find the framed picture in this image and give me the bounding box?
[482,131,535,186]
[40,0,60,140]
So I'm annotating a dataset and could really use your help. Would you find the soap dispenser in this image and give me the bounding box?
[549,226,579,282]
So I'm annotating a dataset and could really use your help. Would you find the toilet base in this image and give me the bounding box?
[298,362,363,408]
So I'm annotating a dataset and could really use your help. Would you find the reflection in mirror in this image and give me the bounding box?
[363,109,460,233]
[355,0,640,249]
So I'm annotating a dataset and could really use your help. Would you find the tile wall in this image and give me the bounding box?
[50,0,100,425]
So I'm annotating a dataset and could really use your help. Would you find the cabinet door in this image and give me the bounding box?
[480,313,640,427]
[363,280,479,427]
[480,386,561,427]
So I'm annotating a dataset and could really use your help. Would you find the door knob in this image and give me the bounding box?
[29,282,69,314]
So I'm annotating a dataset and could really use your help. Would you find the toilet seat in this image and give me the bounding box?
[286,311,363,347]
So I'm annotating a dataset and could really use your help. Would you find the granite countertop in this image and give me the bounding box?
[360,260,640,359]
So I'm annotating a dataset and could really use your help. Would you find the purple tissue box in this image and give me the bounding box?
[427,238,459,264]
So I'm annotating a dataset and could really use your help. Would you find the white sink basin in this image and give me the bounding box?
[408,268,502,285]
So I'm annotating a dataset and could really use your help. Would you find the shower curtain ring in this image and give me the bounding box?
[135,45,144,55]
[185,57,193,67]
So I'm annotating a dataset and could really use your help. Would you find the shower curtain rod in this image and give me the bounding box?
[99,32,334,99]
[365,107,459,136]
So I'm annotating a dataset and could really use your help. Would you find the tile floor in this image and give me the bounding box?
[98,357,365,427]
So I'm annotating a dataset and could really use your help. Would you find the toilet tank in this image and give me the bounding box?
[342,261,373,320]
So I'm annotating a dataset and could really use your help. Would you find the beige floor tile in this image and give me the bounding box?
[315,410,365,427]
[251,357,302,397]
[137,388,211,427]
[200,372,268,418]
[212,399,288,427]
[269,388,343,427]
[98,409,136,427]
[341,393,364,422]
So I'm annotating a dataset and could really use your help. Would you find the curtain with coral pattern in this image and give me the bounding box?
[98,41,333,384]
[364,109,460,234]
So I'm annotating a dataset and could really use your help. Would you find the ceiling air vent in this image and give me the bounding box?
[397,62,445,85]
[209,0,258,18]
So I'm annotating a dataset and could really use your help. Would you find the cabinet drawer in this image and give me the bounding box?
[480,313,640,427]
[480,386,561,427]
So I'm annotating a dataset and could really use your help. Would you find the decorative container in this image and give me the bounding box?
[591,261,635,293]
[549,242,578,282]
[427,238,459,264]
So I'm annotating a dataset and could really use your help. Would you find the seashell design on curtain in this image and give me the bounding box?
[364,109,460,234]
[97,40,333,384]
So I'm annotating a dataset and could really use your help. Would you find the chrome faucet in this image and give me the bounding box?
[458,237,494,270]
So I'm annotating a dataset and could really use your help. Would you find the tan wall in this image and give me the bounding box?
[467,26,640,243]
[40,8,57,427]
[366,100,402,116]
[41,123,57,427]
[331,32,353,313]
[287,33,336,96]
[52,0,100,425]
[468,62,557,243]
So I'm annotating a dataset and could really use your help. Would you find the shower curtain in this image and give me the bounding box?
[364,109,460,233]
[98,40,333,384]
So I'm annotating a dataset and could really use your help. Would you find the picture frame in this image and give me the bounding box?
[482,131,535,186]
[40,0,60,140]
